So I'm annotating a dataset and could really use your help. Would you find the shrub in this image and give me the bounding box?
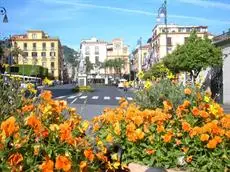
[73,85,94,92]
[135,79,202,110]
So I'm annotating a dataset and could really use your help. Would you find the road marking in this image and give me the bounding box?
[67,95,77,99]
[115,97,121,100]
[71,97,78,104]
[79,96,87,99]
[104,96,110,100]
[92,96,99,100]
[127,97,133,101]
[56,96,66,99]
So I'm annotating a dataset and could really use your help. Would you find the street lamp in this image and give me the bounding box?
[157,0,168,55]
[0,7,8,23]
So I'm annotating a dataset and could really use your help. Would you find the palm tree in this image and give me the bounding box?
[11,46,23,64]
[113,58,125,78]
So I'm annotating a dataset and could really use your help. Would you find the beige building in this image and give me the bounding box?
[106,38,130,77]
[132,44,150,73]
[12,30,63,79]
[151,24,210,61]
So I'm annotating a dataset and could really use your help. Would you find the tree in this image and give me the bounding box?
[11,46,24,64]
[103,58,125,78]
[163,31,222,83]
[85,56,93,74]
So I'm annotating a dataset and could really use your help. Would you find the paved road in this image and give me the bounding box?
[45,84,134,120]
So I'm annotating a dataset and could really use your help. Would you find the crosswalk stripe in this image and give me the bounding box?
[127,97,133,101]
[79,96,87,99]
[92,96,99,100]
[71,97,78,104]
[104,96,110,100]
[115,97,121,100]
[56,96,66,99]
[67,95,77,99]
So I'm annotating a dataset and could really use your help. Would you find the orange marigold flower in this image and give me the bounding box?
[207,139,218,149]
[181,147,189,153]
[114,122,121,136]
[40,158,54,172]
[96,153,108,162]
[182,121,191,132]
[200,134,209,142]
[8,153,23,167]
[163,100,173,112]
[200,111,209,118]
[220,116,230,129]
[176,139,182,145]
[84,149,95,161]
[26,114,42,134]
[214,136,222,144]
[22,104,34,113]
[183,100,191,108]
[186,156,193,163]
[59,122,73,144]
[146,149,155,155]
[135,128,145,140]
[133,116,143,127]
[55,155,71,172]
[192,107,199,116]
[79,161,88,172]
[184,88,192,95]
[162,132,173,143]
[189,127,201,138]
[225,130,230,138]
[40,90,52,100]
[1,116,19,137]
[157,125,165,133]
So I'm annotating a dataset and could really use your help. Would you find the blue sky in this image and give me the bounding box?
[1,0,230,50]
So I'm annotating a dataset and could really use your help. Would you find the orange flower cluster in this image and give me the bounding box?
[1,116,19,138]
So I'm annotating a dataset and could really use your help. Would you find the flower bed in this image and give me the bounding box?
[0,78,229,171]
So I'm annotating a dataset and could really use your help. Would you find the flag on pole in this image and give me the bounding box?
[137,37,142,45]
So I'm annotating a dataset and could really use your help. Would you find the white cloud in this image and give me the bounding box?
[177,0,230,10]
[35,0,230,24]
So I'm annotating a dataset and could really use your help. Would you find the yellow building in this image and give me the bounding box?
[132,44,150,73]
[106,38,130,77]
[12,30,63,79]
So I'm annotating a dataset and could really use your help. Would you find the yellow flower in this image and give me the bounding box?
[81,121,89,131]
[49,124,59,131]
[111,153,118,161]
[106,134,113,143]
[144,80,152,90]
[114,122,121,135]
[113,161,120,169]
[137,71,144,80]
[204,96,210,103]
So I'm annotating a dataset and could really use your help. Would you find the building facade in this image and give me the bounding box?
[213,30,230,104]
[12,30,63,80]
[106,38,130,77]
[80,38,107,80]
[132,44,150,73]
[151,24,210,61]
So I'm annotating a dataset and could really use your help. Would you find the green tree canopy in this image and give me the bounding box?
[62,45,79,66]
[103,58,125,77]
[163,31,222,82]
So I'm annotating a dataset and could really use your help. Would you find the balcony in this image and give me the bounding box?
[213,31,230,44]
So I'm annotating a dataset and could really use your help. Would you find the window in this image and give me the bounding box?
[32,52,37,57]
[51,70,54,76]
[23,52,28,57]
[167,37,172,46]
[186,28,191,32]
[42,43,46,50]
[50,52,56,57]
[95,56,99,65]
[51,62,55,68]
[41,52,46,57]
[51,42,55,50]
[33,43,36,50]
[23,43,27,50]
[178,28,183,32]
[95,46,99,55]
[32,34,37,39]
[123,47,128,53]
[85,46,90,55]
[196,28,201,32]
[42,62,46,67]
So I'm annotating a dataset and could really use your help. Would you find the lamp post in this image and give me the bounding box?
[156,0,168,55]
[0,7,8,23]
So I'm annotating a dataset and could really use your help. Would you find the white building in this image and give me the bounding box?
[151,24,210,62]
[80,38,107,80]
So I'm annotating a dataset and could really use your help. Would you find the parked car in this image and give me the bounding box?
[117,79,127,88]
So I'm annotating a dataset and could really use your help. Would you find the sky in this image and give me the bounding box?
[1,0,230,51]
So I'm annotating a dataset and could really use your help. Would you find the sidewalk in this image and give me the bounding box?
[222,104,230,113]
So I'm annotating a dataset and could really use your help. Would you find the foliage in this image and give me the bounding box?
[143,63,175,81]
[163,31,222,83]
[92,92,230,171]
[6,65,48,78]
[104,58,126,76]
[62,45,79,66]
[73,85,94,92]
[85,56,94,74]
[43,77,53,86]
[135,79,194,110]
